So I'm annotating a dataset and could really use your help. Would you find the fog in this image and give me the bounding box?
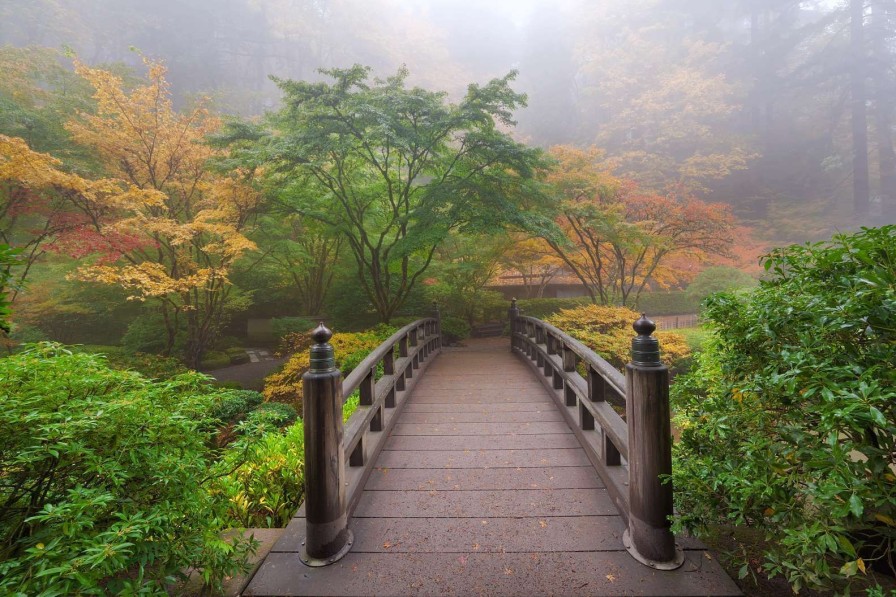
[1,0,895,239]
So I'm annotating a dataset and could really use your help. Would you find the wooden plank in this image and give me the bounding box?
[384,434,579,451]
[245,551,743,596]
[403,402,551,413]
[376,448,591,469]
[399,410,563,423]
[409,393,551,404]
[353,488,619,518]
[347,516,625,553]
[363,466,604,491]
[392,421,571,436]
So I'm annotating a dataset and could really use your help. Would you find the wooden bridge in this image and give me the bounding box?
[243,307,740,596]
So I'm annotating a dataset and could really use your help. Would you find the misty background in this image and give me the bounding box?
[2,0,895,242]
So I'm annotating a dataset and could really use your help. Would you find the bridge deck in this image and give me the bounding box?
[244,338,740,596]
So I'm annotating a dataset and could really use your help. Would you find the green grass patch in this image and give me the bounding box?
[673,326,711,352]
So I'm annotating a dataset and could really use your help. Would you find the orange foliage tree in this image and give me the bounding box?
[65,58,260,367]
[542,146,734,306]
[498,235,565,298]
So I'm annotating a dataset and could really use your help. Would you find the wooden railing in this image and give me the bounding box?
[508,300,684,570]
[341,317,441,511]
[298,314,441,567]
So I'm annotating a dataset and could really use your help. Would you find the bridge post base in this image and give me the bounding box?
[623,528,685,570]
[300,529,354,567]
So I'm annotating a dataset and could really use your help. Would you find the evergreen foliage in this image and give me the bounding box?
[672,226,896,592]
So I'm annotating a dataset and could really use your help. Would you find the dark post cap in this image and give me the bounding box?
[631,313,661,366]
[633,313,656,336]
[309,322,336,372]
[312,322,333,344]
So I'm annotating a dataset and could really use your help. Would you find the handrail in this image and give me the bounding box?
[342,316,441,513]
[508,300,683,570]
[512,314,630,508]
[298,310,442,566]
[524,317,627,400]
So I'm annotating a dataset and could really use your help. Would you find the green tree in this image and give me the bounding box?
[672,225,896,592]
[239,65,546,322]
[238,213,342,315]
[426,233,510,326]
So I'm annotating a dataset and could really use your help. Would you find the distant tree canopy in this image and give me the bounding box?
[224,65,547,323]
[540,145,735,307]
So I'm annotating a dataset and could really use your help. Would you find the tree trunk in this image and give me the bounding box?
[871,1,896,221]
[850,0,871,219]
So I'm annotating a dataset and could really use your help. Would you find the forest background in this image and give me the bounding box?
[2,0,894,366]
[1,1,895,595]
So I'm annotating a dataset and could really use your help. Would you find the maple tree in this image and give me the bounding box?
[240,213,342,315]
[542,145,735,306]
[498,235,565,299]
[233,65,545,323]
[65,57,260,367]
[0,134,97,305]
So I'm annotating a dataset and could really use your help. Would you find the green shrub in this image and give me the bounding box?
[440,316,471,344]
[71,344,189,380]
[248,402,298,428]
[671,226,896,593]
[214,423,305,528]
[210,390,265,423]
[200,350,231,370]
[225,346,250,365]
[0,344,254,595]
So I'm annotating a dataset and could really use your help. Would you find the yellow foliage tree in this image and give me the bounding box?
[498,235,565,299]
[0,134,95,304]
[575,2,756,192]
[66,58,259,367]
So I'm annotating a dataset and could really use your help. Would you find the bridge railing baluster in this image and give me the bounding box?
[506,300,682,571]
[299,316,442,568]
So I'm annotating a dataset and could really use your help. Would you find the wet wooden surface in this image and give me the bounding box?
[244,338,741,596]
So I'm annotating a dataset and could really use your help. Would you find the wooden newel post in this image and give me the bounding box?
[508,298,519,352]
[623,314,684,570]
[300,323,353,567]
[432,301,441,349]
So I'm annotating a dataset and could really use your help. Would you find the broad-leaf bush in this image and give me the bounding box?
[264,325,396,409]
[671,226,896,592]
[213,423,306,528]
[545,304,690,370]
[0,344,254,595]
